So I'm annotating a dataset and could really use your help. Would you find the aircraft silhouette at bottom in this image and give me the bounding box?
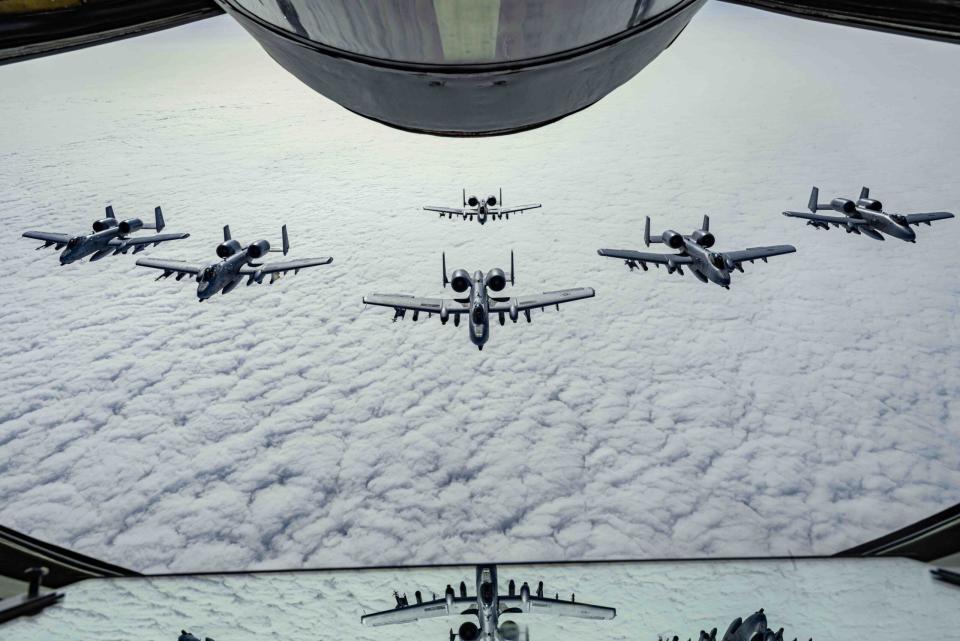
[136,224,332,301]
[363,252,594,350]
[783,186,954,242]
[597,216,796,289]
[361,564,615,641]
[23,205,188,265]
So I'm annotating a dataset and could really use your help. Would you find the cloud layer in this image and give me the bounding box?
[0,4,958,572]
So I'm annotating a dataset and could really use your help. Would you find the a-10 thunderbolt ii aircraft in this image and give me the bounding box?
[363,252,594,350]
[423,189,541,224]
[361,564,615,641]
[783,186,955,242]
[597,216,796,289]
[23,205,188,265]
[135,224,332,301]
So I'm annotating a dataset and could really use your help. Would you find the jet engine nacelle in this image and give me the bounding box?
[92,218,118,232]
[690,229,715,247]
[450,269,471,293]
[118,218,143,234]
[458,622,480,641]
[661,230,684,249]
[466,195,479,207]
[859,198,883,211]
[246,239,271,259]
[216,239,243,258]
[485,268,507,291]
[499,621,524,641]
[486,195,498,207]
[831,198,857,214]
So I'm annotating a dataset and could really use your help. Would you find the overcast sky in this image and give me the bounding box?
[0,2,958,573]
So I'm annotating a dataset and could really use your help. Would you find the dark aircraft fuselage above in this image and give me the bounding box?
[783,186,955,242]
[363,252,594,350]
[23,205,188,265]
[598,215,796,289]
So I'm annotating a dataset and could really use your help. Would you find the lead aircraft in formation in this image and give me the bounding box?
[23,205,188,264]
[782,186,955,242]
[135,224,332,301]
[361,564,615,641]
[597,216,796,289]
[424,189,541,224]
[363,252,594,350]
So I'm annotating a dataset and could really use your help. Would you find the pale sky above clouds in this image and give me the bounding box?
[0,2,958,573]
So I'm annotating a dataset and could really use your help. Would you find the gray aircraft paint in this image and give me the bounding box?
[783,186,955,242]
[363,253,595,351]
[361,564,615,641]
[22,205,188,264]
[135,224,333,301]
[423,189,541,225]
[597,216,796,289]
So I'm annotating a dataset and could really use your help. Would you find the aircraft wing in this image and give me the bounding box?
[596,249,695,265]
[240,257,333,275]
[361,598,475,626]
[488,287,595,313]
[782,210,864,227]
[902,212,955,225]
[135,258,204,276]
[23,231,72,248]
[497,595,616,620]
[237,257,333,284]
[424,206,468,218]
[498,203,541,215]
[113,232,190,247]
[721,245,796,265]
[363,294,470,318]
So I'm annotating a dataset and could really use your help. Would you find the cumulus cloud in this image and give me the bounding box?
[0,4,958,573]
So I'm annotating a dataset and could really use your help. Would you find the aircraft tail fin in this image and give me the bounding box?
[462,188,466,207]
[500,187,503,206]
[509,250,515,286]
[105,205,115,219]
[151,206,165,232]
[702,214,710,232]
[268,224,290,254]
[223,225,231,241]
[442,252,449,288]
[859,186,870,201]
[808,186,830,212]
[644,216,660,246]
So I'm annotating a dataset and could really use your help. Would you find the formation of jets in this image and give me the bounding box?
[21,186,954,348]
[361,564,615,641]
